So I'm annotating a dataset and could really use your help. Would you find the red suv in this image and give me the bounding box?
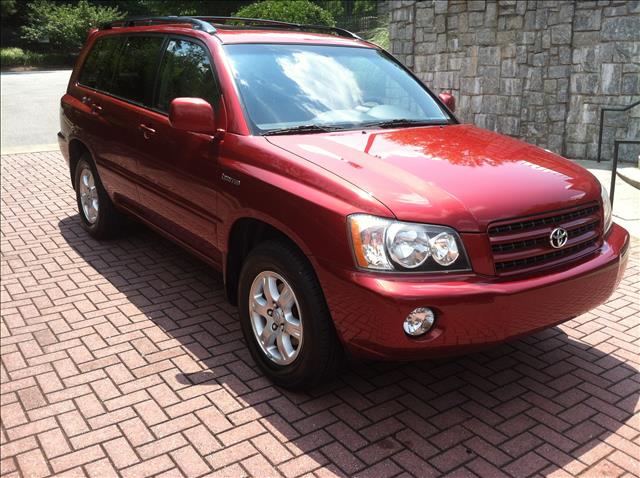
[59,16,629,388]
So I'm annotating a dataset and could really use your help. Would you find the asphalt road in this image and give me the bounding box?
[1,69,71,154]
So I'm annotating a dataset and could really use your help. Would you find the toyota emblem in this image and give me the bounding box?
[549,227,569,249]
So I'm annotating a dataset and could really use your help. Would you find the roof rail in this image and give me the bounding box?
[196,16,362,40]
[99,16,217,34]
[98,15,362,40]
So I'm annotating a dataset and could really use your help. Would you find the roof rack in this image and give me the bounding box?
[98,15,361,40]
[197,16,362,40]
[99,16,216,34]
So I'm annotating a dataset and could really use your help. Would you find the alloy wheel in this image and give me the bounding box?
[249,271,303,365]
[78,166,99,224]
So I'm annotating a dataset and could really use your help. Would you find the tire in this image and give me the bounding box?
[74,153,124,239]
[238,240,343,389]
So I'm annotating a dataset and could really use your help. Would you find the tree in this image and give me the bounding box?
[315,1,344,19]
[21,0,123,52]
[234,0,335,26]
[1,0,17,17]
[100,1,254,17]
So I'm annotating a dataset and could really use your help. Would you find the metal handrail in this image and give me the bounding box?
[596,99,640,163]
[609,140,639,206]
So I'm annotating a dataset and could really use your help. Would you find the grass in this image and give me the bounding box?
[0,47,74,69]
[363,24,390,50]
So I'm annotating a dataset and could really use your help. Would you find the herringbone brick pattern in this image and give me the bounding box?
[1,151,638,478]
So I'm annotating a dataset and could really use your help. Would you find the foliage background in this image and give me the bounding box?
[21,0,122,51]
[235,0,336,26]
[0,0,386,68]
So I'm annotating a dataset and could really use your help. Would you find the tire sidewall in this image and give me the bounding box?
[238,248,327,387]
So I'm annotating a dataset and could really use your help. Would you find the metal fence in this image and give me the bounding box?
[334,15,381,33]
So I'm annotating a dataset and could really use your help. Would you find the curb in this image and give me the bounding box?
[1,144,59,155]
[0,67,73,73]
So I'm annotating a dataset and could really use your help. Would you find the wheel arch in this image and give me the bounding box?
[68,138,92,188]
[224,216,315,306]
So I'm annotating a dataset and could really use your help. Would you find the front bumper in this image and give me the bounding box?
[317,223,630,360]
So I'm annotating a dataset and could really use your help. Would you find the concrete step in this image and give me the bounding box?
[617,166,640,190]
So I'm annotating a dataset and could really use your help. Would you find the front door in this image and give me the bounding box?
[134,37,224,266]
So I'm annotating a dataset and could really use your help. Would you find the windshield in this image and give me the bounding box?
[224,44,451,134]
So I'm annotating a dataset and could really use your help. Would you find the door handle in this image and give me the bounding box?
[139,123,156,139]
[90,103,103,114]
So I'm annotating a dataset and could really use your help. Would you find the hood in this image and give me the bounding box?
[266,124,600,232]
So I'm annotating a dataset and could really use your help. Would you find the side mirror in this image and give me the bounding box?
[438,91,456,113]
[169,98,216,135]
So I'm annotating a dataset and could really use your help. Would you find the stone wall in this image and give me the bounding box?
[388,0,640,162]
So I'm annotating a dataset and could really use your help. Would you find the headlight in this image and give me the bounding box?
[600,185,612,234]
[429,231,460,266]
[386,223,430,268]
[348,214,471,272]
[347,214,392,270]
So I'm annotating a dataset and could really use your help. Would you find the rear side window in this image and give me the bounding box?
[78,36,123,91]
[111,36,164,105]
[155,39,218,112]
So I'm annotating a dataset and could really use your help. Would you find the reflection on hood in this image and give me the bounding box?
[267,124,601,231]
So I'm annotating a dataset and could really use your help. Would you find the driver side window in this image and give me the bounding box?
[155,38,219,113]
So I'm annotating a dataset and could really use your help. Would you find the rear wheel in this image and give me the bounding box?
[238,241,342,389]
[74,153,124,239]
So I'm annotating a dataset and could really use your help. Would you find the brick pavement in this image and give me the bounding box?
[1,151,639,478]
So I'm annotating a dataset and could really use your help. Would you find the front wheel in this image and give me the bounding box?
[238,241,342,389]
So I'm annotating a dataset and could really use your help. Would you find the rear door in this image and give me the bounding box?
[74,34,135,203]
[74,34,165,206]
[134,36,224,266]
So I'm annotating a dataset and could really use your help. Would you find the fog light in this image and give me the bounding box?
[403,307,435,336]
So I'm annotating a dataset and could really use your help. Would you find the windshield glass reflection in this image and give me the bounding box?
[277,51,363,116]
[224,44,450,133]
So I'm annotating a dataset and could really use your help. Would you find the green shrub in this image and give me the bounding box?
[0,46,74,68]
[1,47,39,67]
[21,0,123,52]
[234,0,335,26]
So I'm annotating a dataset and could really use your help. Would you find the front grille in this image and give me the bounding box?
[491,220,598,254]
[489,205,599,235]
[489,203,601,275]
[495,238,599,272]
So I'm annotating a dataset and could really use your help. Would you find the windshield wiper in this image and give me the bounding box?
[263,119,449,135]
[263,124,343,136]
[361,119,450,129]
